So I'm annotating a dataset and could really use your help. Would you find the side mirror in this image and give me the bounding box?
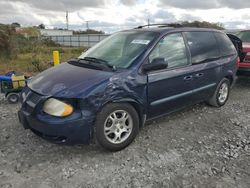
[142,58,168,72]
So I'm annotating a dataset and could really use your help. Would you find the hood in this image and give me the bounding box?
[28,62,114,98]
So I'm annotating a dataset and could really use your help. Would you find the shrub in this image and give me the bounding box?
[0,25,16,58]
[41,38,60,47]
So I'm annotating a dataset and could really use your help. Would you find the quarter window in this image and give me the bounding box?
[184,32,220,64]
[149,33,189,69]
[214,32,236,56]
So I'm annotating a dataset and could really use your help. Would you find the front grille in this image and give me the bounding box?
[29,91,42,104]
[22,86,30,94]
[21,87,44,114]
[243,58,250,63]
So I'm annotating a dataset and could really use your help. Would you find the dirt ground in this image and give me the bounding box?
[0,75,250,188]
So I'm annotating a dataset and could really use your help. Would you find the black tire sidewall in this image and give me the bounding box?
[215,79,230,106]
[7,93,19,104]
[95,103,139,151]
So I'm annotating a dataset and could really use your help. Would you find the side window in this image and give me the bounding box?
[214,32,236,56]
[184,32,220,64]
[149,33,189,69]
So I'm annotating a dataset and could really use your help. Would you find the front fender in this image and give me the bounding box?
[101,97,146,128]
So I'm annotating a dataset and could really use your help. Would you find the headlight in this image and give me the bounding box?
[246,52,250,56]
[43,98,73,117]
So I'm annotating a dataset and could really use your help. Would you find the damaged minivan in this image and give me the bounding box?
[18,26,238,151]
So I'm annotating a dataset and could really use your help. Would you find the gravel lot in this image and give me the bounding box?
[0,75,250,188]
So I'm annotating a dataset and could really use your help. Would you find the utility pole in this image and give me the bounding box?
[83,20,93,31]
[147,18,150,28]
[66,11,69,30]
[86,21,90,30]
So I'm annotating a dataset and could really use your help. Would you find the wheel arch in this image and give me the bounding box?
[5,91,21,97]
[224,74,234,85]
[102,98,146,128]
[222,68,235,86]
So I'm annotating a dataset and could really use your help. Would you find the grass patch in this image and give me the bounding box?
[0,25,87,76]
[0,47,86,76]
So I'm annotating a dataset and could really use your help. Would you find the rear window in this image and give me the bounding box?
[184,32,220,64]
[214,32,236,57]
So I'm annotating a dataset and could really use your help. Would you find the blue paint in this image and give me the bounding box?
[18,27,238,145]
[0,75,12,81]
[151,83,216,106]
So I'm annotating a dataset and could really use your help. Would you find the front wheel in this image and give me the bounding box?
[207,78,230,107]
[95,103,139,151]
[6,92,20,104]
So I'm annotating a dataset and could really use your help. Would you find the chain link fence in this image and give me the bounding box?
[44,34,110,48]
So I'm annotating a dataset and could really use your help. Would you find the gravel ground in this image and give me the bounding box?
[0,75,250,188]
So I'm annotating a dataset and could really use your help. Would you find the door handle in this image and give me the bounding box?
[194,73,204,78]
[184,75,193,81]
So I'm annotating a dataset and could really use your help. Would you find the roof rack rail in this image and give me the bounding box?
[135,23,183,29]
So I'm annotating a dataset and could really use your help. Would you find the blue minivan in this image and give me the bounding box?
[18,26,238,151]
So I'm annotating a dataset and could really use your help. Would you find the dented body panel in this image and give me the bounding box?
[28,62,148,115]
[19,62,149,144]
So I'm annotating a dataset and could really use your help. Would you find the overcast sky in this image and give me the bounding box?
[0,0,250,33]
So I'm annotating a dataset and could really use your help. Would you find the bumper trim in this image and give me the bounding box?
[18,110,94,144]
[238,66,250,72]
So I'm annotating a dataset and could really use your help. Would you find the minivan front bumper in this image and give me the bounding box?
[18,87,94,144]
[18,110,94,144]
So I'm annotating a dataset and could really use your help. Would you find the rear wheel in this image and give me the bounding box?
[207,78,230,107]
[6,92,20,104]
[95,103,139,151]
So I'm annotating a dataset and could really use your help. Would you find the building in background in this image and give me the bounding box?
[40,29,73,36]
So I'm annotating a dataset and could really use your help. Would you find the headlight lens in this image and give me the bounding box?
[246,52,250,56]
[43,98,73,117]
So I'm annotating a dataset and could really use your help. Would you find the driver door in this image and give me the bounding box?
[146,33,196,118]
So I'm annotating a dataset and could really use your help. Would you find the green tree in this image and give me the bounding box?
[181,21,224,30]
[38,24,45,29]
[11,22,21,28]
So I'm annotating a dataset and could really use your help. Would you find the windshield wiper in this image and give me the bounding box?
[81,57,117,71]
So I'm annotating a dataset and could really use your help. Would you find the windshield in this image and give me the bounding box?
[236,31,250,42]
[78,31,158,68]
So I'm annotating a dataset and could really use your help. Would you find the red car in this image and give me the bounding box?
[236,30,250,72]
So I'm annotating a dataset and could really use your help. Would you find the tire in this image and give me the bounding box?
[95,103,139,151]
[6,93,20,104]
[207,78,230,107]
